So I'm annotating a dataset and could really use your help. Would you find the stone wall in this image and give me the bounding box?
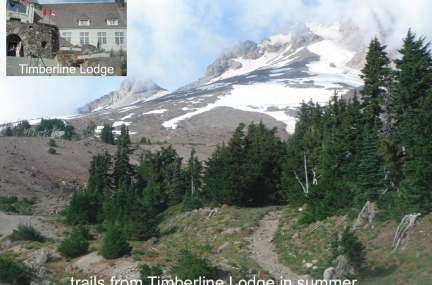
[6,19,59,58]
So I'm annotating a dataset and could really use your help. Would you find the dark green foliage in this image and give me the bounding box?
[170,249,214,280]
[47,147,56,154]
[359,37,391,128]
[9,223,44,242]
[340,227,366,269]
[0,204,16,212]
[329,231,340,264]
[57,227,90,258]
[100,124,115,144]
[203,121,285,206]
[64,190,100,225]
[139,136,150,144]
[62,126,76,140]
[113,124,135,188]
[0,254,31,285]
[83,121,97,137]
[355,123,387,205]
[3,126,13,136]
[139,264,163,285]
[137,145,185,213]
[99,225,132,259]
[48,139,56,146]
[0,195,18,204]
[4,121,31,137]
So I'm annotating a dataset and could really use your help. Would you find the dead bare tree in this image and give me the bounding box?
[353,201,370,230]
[392,213,421,252]
[294,153,309,195]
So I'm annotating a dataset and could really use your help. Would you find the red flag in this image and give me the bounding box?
[43,7,47,16]
[50,10,56,17]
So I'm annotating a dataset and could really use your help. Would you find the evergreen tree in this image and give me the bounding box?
[139,264,163,285]
[394,29,432,127]
[100,224,132,259]
[57,227,90,258]
[340,227,366,270]
[100,124,115,144]
[355,123,387,205]
[3,126,13,136]
[170,249,214,280]
[360,37,391,128]
[113,124,135,188]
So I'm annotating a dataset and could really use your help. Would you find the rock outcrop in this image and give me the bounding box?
[77,78,165,113]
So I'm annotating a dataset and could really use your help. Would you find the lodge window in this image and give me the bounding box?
[80,32,89,45]
[107,19,118,26]
[62,32,71,43]
[115,32,124,45]
[97,32,107,46]
[79,20,90,26]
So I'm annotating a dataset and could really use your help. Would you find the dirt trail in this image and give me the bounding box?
[244,210,304,283]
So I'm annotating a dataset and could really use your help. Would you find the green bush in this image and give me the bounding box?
[0,195,18,204]
[48,139,56,146]
[171,249,214,280]
[47,147,56,154]
[0,254,31,285]
[99,225,132,259]
[0,203,16,212]
[340,227,366,269]
[9,223,44,242]
[139,264,163,285]
[57,228,90,258]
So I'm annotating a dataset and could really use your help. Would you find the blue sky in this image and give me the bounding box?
[1,0,432,123]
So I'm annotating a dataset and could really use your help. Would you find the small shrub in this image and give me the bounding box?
[139,264,163,285]
[109,262,115,267]
[99,225,132,259]
[57,228,90,258]
[9,223,44,242]
[47,147,56,154]
[171,249,214,280]
[48,139,56,147]
[340,227,366,269]
[0,254,31,285]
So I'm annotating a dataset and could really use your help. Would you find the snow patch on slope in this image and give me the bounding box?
[306,40,363,88]
[163,82,343,133]
[305,21,342,41]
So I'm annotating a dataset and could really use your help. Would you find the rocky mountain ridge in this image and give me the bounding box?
[77,78,167,114]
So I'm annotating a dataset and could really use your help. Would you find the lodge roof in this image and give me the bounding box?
[33,2,127,29]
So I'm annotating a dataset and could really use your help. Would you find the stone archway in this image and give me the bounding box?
[6,34,24,57]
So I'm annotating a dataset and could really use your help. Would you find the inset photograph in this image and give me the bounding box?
[6,0,127,76]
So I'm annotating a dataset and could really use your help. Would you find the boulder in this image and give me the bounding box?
[218,242,232,253]
[60,277,72,284]
[234,227,243,232]
[35,252,49,264]
[233,241,243,247]
[323,267,335,281]
[302,263,313,269]
[298,208,303,212]
[222,228,235,234]
[43,281,56,285]
[201,207,211,216]
[147,237,159,245]
[312,259,318,264]
[158,243,169,249]
[267,236,275,243]
[221,204,229,209]
[215,268,230,278]
[292,232,299,239]
[248,268,257,274]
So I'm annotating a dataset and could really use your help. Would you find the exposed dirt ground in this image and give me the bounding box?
[0,137,216,199]
[245,210,303,283]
